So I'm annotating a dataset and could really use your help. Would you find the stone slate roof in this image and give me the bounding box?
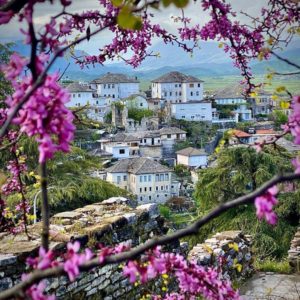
[151,71,203,83]
[111,133,140,142]
[159,127,186,135]
[106,157,170,174]
[66,82,95,92]
[91,73,139,84]
[214,84,271,99]
[176,147,207,157]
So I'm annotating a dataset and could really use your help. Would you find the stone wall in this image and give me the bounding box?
[0,198,175,299]
[0,199,253,299]
[188,231,254,281]
[288,226,300,273]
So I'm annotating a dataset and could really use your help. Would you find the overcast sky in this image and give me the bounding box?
[0,0,275,54]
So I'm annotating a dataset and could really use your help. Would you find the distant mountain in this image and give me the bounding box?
[7,39,300,81]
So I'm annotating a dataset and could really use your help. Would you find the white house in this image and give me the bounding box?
[66,82,97,107]
[151,71,204,103]
[90,73,140,100]
[106,157,179,203]
[124,94,149,109]
[171,101,212,121]
[176,147,208,168]
[103,143,130,159]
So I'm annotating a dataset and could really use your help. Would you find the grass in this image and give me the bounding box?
[254,259,292,274]
[140,75,300,95]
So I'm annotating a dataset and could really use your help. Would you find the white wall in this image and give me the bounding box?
[68,92,95,107]
[189,155,207,167]
[94,83,139,99]
[171,102,212,121]
[126,95,148,109]
[152,82,203,102]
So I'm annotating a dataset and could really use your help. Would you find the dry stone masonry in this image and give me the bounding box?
[288,226,300,273]
[0,199,253,299]
[188,231,254,281]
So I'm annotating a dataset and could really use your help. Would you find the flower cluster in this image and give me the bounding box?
[123,247,240,300]
[2,53,75,163]
[254,186,278,225]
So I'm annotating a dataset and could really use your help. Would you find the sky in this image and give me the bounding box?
[0,0,273,55]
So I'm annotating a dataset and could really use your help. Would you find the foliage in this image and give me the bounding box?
[0,43,13,105]
[159,205,171,219]
[174,164,190,178]
[254,259,292,274]
[268,110,289,130]
[192,146,298,259]
[214,104,238,118]
[128,108,153,122]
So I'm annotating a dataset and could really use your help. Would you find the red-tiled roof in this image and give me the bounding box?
[232,130,251,138]
[255,129,276,135]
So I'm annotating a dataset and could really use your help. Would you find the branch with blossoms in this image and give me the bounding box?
[0,172,299,299]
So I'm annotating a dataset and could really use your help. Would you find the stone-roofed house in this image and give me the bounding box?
[176,147,208,168]
[90,72,140,100]
[106,157,179,203]
[66,82,97,107]
[151,71,204,103]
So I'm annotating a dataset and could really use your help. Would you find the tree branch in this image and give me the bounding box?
[0,172,299,300]
[40,162,49,251]
[0,0,28,13]
[270,50,300,70]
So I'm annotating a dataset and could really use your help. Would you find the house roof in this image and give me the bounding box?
[232,130,251,138]
[151,71,203,83]
[159,127,186,135]
[106,157,170,174]
[66,82,95,92]
[91,73,139,84]
[214,84,271,99]
[176,147,207,157]
[255,129,276,135]
[111,133,140,142]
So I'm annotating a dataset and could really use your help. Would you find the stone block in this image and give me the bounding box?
[0,254,17,267]
[52,211,82,220]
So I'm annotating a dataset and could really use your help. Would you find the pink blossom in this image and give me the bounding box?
[255,186,278,225]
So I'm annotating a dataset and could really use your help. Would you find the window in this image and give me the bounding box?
[112,95,115,98]
[119,149,125,154]
[165,173,169,181]
[165,194,168,197]
[140,103,143,107]
[149,196,151,200]
[96,100,99,104]
[117,176,121,184]
[191,116,195,119]
[156,174,159,182]
[144,187,147,192]
[179,92,182,96]
[175,92,178,96]
[123,175,127,181]
[161,186,164,190]
[164,92,167,97]
[78,93,81,97]
[156,186,158,191]
[166,185,168,190]
[198,83,201,87]
[108,84,110,88]
[140,196,143,201]
[140,188,142,192]
[189,83,194,88]
[149,187,152,191]
[72,94,75,98]
[144,139,147,143]
[140,176,143,182]
[170,92,172,96]
[144,175,147,182]
[190,92,193,96]
[158,140,160,143]
[104,84,106,88]
[179,84,181,87]
[175,84,177,87]
[112,84,115,88]
[196,91,199,96]
[167,134,171,138]
[148,175,151,182]
[181,116,185,119]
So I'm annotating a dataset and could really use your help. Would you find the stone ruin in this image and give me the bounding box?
[0,198,254,299]
[288,226,300,273]
[189,231,254,282]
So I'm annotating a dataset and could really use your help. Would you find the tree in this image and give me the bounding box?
[0,0,299,299]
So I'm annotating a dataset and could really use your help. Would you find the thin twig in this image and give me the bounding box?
[0,172,299,300]
[40,162,49,251]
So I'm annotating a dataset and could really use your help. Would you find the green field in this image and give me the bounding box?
[140,75,300,95]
